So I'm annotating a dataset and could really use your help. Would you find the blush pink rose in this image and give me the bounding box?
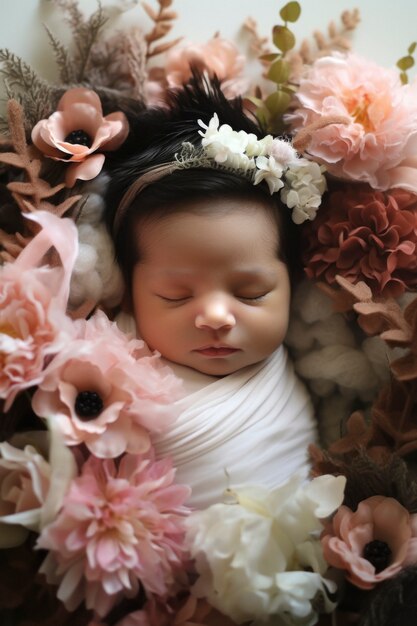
[321,496,417,589]
[37,452,191,616]
[31,88,129,187]
[0,212,78,410]
[302,185,417,298]
[146,36,248,105]
[31,310,183,458]
[287,53,417,191]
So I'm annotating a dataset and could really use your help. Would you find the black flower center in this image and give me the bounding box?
[363,539,392,573]
[64,129,92,147]
[75,391,104,420]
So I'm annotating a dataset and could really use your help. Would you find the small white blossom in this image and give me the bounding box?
[198,113,220,139]
[246,133,274,157]
[198,114,326,222]
[186,474,345,625]
[281,160,327,223]
[254,155,285,194]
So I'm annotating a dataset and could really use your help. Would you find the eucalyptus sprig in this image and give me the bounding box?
[397,42,416,84]
[251,1,301,134]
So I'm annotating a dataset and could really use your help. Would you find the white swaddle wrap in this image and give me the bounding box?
[153,345,317,509]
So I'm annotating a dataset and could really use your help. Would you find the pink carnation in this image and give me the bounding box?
[0,212,77,411]
[321,496,417,589]
[287,53,417,191]
[302,185,417,298]
[37,452,191,616]
[146,36,247,105]
[32,310,183,458]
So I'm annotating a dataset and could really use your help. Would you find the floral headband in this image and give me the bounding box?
[113,113,327,235]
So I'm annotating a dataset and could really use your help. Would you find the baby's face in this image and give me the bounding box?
[131,197,291,375]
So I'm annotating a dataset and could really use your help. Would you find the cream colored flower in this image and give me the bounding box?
[0,420,77,548]
[186,474,346,624]
[254,155,285,194]
[281,160,327,224]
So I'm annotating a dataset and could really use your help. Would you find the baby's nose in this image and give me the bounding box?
[195,298,236,330]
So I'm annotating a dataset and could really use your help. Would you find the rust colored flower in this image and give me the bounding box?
[302,185,417,298]
[321,496,417,590]
[31,88,129,187]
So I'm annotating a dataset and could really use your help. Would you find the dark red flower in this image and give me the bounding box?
[303,185,417,298]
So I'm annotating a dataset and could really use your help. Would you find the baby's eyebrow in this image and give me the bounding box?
[230,268,277,280]
[153,267,277,280]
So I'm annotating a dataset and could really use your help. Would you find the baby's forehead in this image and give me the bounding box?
[135,204,281,263]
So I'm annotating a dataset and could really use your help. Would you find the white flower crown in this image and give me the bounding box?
[192,113,327,224]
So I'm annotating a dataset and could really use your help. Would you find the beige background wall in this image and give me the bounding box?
[0,0,416,93]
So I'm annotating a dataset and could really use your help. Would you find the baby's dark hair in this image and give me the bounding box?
[104,75,301,287]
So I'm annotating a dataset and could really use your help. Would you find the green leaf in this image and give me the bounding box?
[245,95,265,108]
[265,89,292,117]
[397,55,415,71]
[273,25,296,53]
[260,52,280,63]
[255,106,271,129]
[279,1,301,23]
[267,58,290,84]
[408,42,417,54]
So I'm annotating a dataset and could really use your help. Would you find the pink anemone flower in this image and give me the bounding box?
[31,310,183,458]
[321,496,417,589]
[31,88,129,187]
[37,452,191,617]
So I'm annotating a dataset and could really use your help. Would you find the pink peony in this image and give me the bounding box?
[321,496,417,590]
[31,88,129,187]
[287,53,417,191]
[146,36,247,105]
[37,452,191,616]
[0,425,77,548]
[32,310,183,458]
[0,212,78,410]
[302,185,417,298]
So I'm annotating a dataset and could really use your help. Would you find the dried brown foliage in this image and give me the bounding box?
[242,17,273,67]
[0,100,81,262]
[88,27,147,99]
[313,274,417,504]
[53,0,108,84]
[0,49,57,133]
[143,0,182,59]
[286,9,361,83]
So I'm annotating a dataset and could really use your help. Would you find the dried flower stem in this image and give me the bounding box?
[143,0,181,59]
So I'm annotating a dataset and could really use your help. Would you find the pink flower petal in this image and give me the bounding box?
[102,112,130,150]
[65,154,106,187]
[58,88,103,113]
